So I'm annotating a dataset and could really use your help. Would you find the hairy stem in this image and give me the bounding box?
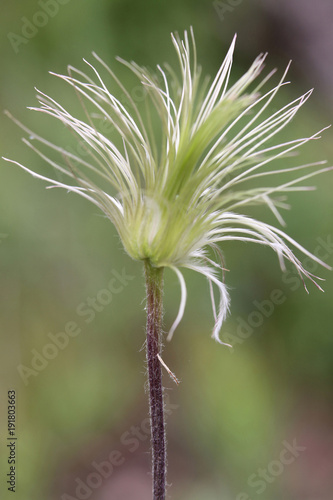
[144,260,166,500]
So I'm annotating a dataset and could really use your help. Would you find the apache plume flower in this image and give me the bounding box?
[4,29,332,344]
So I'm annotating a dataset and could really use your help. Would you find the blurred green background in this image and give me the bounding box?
[1,1,333,499]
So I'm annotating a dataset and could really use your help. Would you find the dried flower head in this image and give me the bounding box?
[4,28,332,344]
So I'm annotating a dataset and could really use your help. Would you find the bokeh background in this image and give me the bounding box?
[1,1,333,499]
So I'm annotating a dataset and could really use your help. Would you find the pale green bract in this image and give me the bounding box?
[4,29,332,344]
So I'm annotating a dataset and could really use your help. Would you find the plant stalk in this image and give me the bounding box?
[144,260,166,500]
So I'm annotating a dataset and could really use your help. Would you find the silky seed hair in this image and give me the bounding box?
[4,28,332,344]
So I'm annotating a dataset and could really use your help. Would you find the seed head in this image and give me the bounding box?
[4,29,332,343]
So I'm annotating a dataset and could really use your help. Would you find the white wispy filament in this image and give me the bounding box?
[4,28,332,344]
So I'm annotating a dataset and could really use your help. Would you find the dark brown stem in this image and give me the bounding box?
[144,260,166,500]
